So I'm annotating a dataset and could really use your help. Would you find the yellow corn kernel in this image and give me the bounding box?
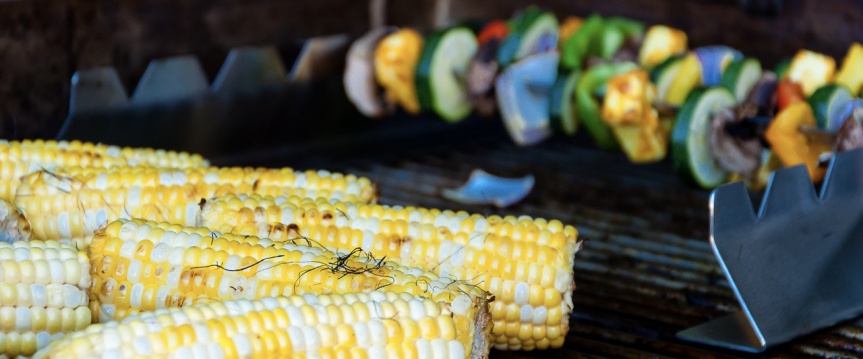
[201,193,581,350]
[35,292,489,359]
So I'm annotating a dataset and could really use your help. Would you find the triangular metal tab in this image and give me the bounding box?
[67,67,129,115]
[289,34,350,81]
[709,182,757,233]
[131,56,209,105]
[758,165,818,218]
[821,148,863,201]
[212,46,287,93]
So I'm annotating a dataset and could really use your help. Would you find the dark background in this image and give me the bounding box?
[1,0,862,141]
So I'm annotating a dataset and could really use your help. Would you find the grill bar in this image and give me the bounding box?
[226,130,861,357]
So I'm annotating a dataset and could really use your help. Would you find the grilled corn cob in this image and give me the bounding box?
[0,240,92,357]
[200,193,581,350]
[87,219,491,356]
[36,291,490,359]
[15,166,376,249]
[0,139,208,202]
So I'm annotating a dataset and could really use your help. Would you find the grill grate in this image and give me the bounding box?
[230,131,863,358]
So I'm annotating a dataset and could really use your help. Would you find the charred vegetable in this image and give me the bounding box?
[808,84,854,132]
[836,43,863,96]
[721,58,762,103]
[672,87,737,188]
[549,69,581,135]
[374,28,424,114]
[709,104,764,178]
[786,50,836,96]
[344,27,397,118]
[562,14,603,70]
[638,25,688,68]
[496,52,559,146]
[764,102,832,182]
[601,69,667,163]
[497,6,559,66]
[576,62,639,150]
[416,27,479,122]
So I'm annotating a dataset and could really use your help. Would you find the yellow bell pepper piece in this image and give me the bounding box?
[601,69,667,163]
[638,25,688,68]
[764,102,831,182]
[374,28,424,114]
[786,50,836,96]
[835,43,863,96]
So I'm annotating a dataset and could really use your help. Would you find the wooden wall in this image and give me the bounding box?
[1,0,861,140]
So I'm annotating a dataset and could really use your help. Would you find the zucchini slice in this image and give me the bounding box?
[671,87,736,188]
[416,27,479,122]
[650,55,684,104]
[720,58,763,103]
[498,7,559,66]
[549,70,581,135]
[808,84,853,131]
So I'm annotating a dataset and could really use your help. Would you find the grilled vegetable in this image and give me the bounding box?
[416,27,479,122]
[557,16,582,48]
[468,38,502,117]
[345,27,397,118]
[694,46,742,87]
[708,104,764,178]
[37,291,491,359]
[672,87,737,188]
[88,219,491,337]
[721,58,763,103]
[549,69,581,135]
[836,43,863,96]
[638,25,688,68]
[0,240,91,357]
[15,166,375,249]
[650,55,685,103]
[199,193,582,351]
[745,71,779,117]
[765,102,832,182]
[497,6,559,67]
[786,49,836,96]
[597,17,644,61]
[577,62,639,150]
[777,78,806,111]
[0,139,208,202]
[835,104,863,152]
[561,14,603,70]
[774,57,792,79]
[374,28,424,114]
[496,52,559,146]
[666,53,702,106]
[601,69,667,163]
[477,20,510,46]
[809,84,854,132]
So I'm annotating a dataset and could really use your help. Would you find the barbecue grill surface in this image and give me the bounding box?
[221,127,863,358]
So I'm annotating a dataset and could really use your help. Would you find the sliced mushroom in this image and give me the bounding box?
[835,106,863,152]
[709,103,764,177]
[344,27,397,118]
[745,71,778,117]
[468,38,501,117]
[611,35,643,64]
